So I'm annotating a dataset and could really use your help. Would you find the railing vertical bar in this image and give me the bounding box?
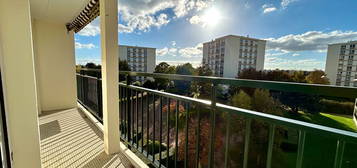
[195,105,200,168]
[166,98,170,168]
[243,118,252,168]
[224,112,231,168]
[159,96,163,167]
[296,130,306,168]
[152,94,156,162]
[119,86,122,137]
[184,102,189,168]
[333,140,345,168]
[131,89,134,145]
[136,91,139,148]
[146,92,150,158]
[141,91,144,153]
[266,124,276,168]
[126,86,130,141]
[123,86,126,138]
[174,100,179,168]
[208,83,217,168]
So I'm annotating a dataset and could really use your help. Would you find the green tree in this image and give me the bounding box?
[119,59,131,82]
[174,63,195,95]
[252,89,283,116]
[292,71,307,83]
[153,62,176,90]
[305,69,329,84]
[231,90,252,109]
[190,65,213,98]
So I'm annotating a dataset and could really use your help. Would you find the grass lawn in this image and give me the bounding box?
[272,111,357,168]
[286,111,357,132]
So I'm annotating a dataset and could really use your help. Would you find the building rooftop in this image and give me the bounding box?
[119,44,156,50]
[203,34,267,44]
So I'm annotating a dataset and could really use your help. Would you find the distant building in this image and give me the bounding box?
[325,41,357,87]
[202,35,266,78]
[118,45,156,81]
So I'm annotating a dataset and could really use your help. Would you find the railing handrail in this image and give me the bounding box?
[118,71,357,99]
[120,83,357,143]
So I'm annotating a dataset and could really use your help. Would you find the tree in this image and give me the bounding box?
[154,62,176,90]
[292,71,307,83]
[252,89,283,116]
[229,89,284,167]
[119,59,131,82]
[174,63,195,95]
[231,90,252,109]
[305,70,329,84]
[142,79,157,89]
[190,65,213,98]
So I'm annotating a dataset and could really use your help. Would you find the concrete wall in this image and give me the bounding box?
[256,40,266,71]
[224,37,239,78]
[146,48,156,73]
[32,20,77,111]
[0,0,42,167]
[325,44,340,85]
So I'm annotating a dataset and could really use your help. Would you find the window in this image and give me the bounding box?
[347,66,352,71]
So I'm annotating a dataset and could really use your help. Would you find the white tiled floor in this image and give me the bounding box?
[39,108,133,168]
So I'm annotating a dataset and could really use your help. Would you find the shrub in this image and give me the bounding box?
[319,99,354,115]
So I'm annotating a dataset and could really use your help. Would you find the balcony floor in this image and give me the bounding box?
[39,108,133,168]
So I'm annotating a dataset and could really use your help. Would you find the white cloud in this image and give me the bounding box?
[262,4,277,14]
[77,18,100,36]
[118,0,214,33]
[266,30,357,52]
[76,0,214,35]
[156,47,177,57]
[281,0,297,9]
[75,42,96,49]
[265,57,324,70]
[156,43,203,58]
[178,43,203,58]
[189,15,201,24]
[292,53,300,57]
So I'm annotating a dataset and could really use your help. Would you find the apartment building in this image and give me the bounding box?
[118,45,156,81]
[202,35,266,78]
[326,41,357,87]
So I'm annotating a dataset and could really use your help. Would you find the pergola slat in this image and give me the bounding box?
[66,0,99,33]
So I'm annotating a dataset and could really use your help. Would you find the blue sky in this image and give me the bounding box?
[75,0,357,70]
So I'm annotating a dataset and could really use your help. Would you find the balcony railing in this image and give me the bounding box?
[76,71,103,123]
[77,69,357,168]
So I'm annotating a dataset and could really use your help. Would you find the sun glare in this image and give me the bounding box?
[202,8,222,27]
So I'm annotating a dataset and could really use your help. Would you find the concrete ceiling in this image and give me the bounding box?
[30,0,90,24]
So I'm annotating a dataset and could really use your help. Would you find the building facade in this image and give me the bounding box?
[119,45,156,81]
[326,41,357,87]
[202,35,266,78]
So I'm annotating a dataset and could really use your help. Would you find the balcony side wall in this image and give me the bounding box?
[32,20,77,112]
[0,0,42,167]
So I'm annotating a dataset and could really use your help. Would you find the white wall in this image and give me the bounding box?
[0,0,42,167]
[326,44,340,85]
[146,48,156,73]
[256,40,266,70]
[32,20,77,111]
[224,36,239,78]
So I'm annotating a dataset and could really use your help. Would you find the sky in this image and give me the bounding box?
[75,0,357,71]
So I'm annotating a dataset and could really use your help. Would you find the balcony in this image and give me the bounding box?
[76,69,357,168]
[39,108,133,168]
[2,1,357,168]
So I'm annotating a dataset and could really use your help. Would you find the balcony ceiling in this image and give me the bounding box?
[30,0,90,24]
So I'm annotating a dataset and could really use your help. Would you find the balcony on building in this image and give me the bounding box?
[1,0,357,168]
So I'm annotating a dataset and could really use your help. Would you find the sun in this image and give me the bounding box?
[202,8,222,27]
